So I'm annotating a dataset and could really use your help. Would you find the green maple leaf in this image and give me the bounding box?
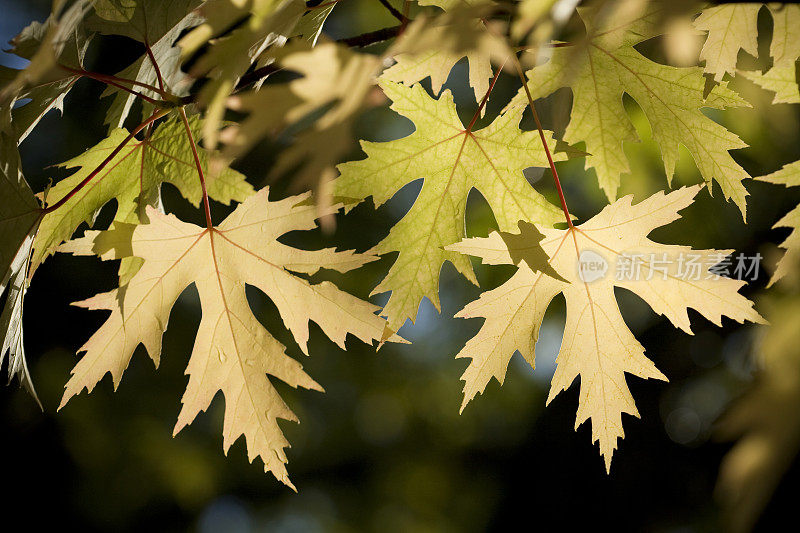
[510,6,753,214]
[0,128,42,402]
[178,0,284,58]
[291,0,336,45]
[334,80,567,333]
[385,0,505,104]
[88,0,203,130]
[32,114,254,274]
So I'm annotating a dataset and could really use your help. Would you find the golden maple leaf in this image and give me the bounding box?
[59,187,400,488]
[447,185,764,470]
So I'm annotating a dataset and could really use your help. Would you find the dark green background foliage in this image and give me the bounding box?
[2,0,800,531]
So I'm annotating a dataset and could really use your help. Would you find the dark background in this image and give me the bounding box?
[2,1,800,531]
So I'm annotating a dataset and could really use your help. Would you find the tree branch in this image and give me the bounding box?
[376,0,406,23]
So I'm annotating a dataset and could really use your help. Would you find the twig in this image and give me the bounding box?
[377,0,406,23]
[401,0,411,33]
[339,24,402,47]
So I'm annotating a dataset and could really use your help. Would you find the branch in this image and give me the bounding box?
[339,24,402,47]
[376,0,406,23]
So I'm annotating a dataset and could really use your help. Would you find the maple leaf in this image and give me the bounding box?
[447,186,763,470]
[511,0,556,42]
[0,0,93,142]
[88,0,203,129]
[223,41,381,155]
[189,0,306,149]
[384,0,507,103]
[740,5,800,104]
[333,80,567,333]
[223,41,382,196]
[509,6,753,213]
[0,128,42,402]
[32,114,254,274]
[59,188,398,487]
[290,0,336,46]
[757,160,800,287]
[178,0,283,58]
[693,3,761,82]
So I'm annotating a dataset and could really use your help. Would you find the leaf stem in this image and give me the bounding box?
[144,40,166,92]
[42,109,170,214]
[179,107,214,230]
[510,53,573,228]
[466,58,506,133]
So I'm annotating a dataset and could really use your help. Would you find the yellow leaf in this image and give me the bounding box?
[448,186,763,471]
[223,41,382,195]
[60,188,400,487]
